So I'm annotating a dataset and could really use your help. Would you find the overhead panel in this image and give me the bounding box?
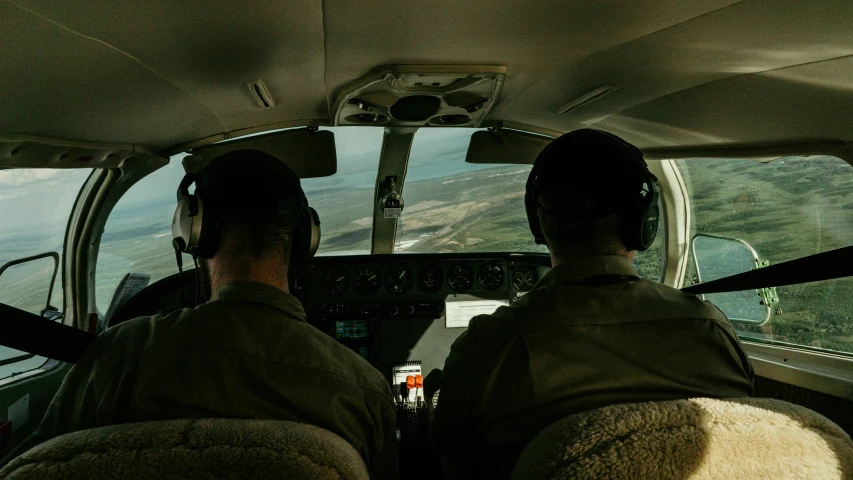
[500,0,853,147]
[598,56,853,148]
[0,2,220,151]
[7,0,327,151]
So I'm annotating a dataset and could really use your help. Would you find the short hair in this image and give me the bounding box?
[536,192,625,255]
[217,206,298,261]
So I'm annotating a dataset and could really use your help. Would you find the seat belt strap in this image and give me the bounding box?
[564,274,638,287]
[0,302,95,364]
[682,245,853,294]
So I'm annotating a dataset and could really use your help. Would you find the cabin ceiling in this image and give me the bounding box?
[2,0,853,153]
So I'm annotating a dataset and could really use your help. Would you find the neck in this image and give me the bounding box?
[207,253,289,296]
[550,249,635,268]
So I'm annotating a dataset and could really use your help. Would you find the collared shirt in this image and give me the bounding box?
[430,255,753,475]
[32,282,397,479]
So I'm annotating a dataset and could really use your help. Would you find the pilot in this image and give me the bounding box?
[30,150,398,479]
[430,129,754,478]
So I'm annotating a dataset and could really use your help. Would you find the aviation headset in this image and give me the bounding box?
[171,150,321,262]
[524,129,660,251]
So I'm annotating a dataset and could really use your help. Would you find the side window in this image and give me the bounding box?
[678,156,853,355]
[0,168,92,381]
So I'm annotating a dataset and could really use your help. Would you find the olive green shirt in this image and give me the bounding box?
[430,255,753,471]
[32,282,397,479]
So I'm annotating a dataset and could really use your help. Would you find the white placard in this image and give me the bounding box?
[445,300,509,328]
[391,362,422,385]
[8,394,29,432]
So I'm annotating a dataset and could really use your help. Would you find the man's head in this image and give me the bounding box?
[524,129,659,259]
[172,149,320,292]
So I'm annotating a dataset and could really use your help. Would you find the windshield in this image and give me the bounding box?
[303,127,383,255]
[395,128,664,280]
[396,129,548,254]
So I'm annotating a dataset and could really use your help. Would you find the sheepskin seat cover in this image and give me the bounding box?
[0,419,369,480]
[511,397,853,480]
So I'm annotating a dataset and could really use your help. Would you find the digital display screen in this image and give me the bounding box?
[335,320,368,339]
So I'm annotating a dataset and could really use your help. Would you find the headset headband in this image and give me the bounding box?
[525,129,659,250]
[172,150,321,261]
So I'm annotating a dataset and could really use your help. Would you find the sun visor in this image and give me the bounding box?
[185,128,337,178]
[465,129,553,164]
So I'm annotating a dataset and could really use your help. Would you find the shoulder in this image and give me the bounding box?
[636,279,729,321]
[99,308,192,360]
[464,289,555,342]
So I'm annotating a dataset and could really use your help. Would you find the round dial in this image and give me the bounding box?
[320,268,349,296]
[511,265,538,292]
[477,262,504,290]
[352,267,381,295]
[447,264,473,292]
[385,266,412,294]
[418,265,443,293]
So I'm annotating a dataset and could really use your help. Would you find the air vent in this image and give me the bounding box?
[247,80,276,108]
[556,85,619,115]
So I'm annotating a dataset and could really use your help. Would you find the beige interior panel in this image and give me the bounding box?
[322,0,738,115]
[9,0,327,148]
[2,0,853,154]
[0,2,222,150]
[501,0,853,145]
[598,56,853,148]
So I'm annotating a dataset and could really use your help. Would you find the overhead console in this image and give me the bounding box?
[331,65,507,128]
[300,253,550,381]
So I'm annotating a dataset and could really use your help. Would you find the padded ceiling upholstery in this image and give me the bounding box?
[2,0,852,153]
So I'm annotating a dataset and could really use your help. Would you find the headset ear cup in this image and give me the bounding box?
[172,198,193,251]
[306,207,321,258]
[639,202,660,250]
[621,177,660,252]
[525,166,547,245]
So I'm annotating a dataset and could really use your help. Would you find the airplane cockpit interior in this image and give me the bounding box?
[3,2,853,479]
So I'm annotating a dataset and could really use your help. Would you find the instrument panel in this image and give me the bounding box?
[311,254,549,299]
[302,253,551,375]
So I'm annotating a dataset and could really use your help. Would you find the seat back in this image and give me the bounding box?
[0,418,369,480]
[511,397,853,480]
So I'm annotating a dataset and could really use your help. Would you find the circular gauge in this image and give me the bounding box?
[320,268,349,296]
[511,265,539,292]
[385,266,412,294]
[478,262,504,290]
[352,267,381,295]
[418,265,444,293]
[447,264,474,292]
